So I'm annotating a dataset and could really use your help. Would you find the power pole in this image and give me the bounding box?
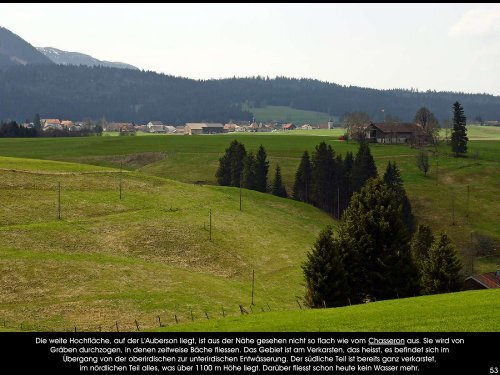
[251,270,255,305]
[57,182,61,220]
[209,209,212,241]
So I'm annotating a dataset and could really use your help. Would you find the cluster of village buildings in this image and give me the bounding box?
[25,117,498,144]
[32,119,338,135]
[33,118,425,144]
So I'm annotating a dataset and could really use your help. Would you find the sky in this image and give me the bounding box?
[1,3,500,95]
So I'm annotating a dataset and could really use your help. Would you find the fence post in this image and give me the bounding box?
[209,209,212,241]
[190,309,194,322]
[174,315,178,324]
[221,307,225,317]
[266,303,271,311]
[205,311,209,320]
[115,322,119,332]
[158,316,163,327]
[296,299,302,310]
[135,320,140,331]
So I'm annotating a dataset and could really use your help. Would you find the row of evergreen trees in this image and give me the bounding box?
[0,121,38,137]
[303,176,462,308]
[0,120,102,138]
[215,140,288,197]
[292,141,415,232]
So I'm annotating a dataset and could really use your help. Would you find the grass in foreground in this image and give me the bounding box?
[156,289,500,332]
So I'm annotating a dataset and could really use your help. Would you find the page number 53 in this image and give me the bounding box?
[490,367,499,374]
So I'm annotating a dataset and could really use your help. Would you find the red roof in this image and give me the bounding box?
[282,123,295,130]
[466,272,500,288]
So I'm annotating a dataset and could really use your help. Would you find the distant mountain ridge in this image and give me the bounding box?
[0,26,53,66]
[37,47,138,70]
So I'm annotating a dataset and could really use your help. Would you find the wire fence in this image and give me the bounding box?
[0,301,303,332]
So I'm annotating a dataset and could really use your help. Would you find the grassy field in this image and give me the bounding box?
[0,134,498,257]
[0,157,332,331]
[439,125,500,141]
[249,105,331,125]
[0,131,498,332]
[157,290,500,332]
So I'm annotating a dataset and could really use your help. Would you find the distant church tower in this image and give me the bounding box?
[327,119,334,130]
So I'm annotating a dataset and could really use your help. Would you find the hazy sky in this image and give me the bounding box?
[2,3,499,95]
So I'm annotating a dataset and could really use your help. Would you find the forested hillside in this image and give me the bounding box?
[1,64,500,123]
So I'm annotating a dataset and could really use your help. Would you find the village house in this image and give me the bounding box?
[223,123,237,133]
[185,123,224,135]
[61,120,74,128]
[104,122,134,132]
[282,123,296,130]
[365,122,424,144]
[42,119,62,131]
[301,124,313,130]
[245,122,259,132]
[147,121,165,133]
[464,271,500,290]
[164,125,176,133]
[264,123,276,131]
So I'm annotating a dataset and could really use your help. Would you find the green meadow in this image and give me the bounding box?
[0,126,498,331]
[158,289,500,332]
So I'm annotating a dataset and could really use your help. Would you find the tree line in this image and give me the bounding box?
[0,120,103,138]
[215,140,287,198]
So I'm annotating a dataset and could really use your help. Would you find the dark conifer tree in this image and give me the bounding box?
[411,224,434,266]
[216,154,231,186]
[216,140,247,187]
[293,151,312,203]
[34,113,42,130]
[333,154,344,219]
[340,151,354,215]
[311,142,335,213]
[351,141,377,192]
[421,233,463,294]
[230,141,247,187]
[242,152,256,190]
[410,224,434,292]
[254,145,269,192]
[271,164,287,197]
[451,101,468,156]
[302,226,350,308]
[337,178,419,302]
[383,161,415,234]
